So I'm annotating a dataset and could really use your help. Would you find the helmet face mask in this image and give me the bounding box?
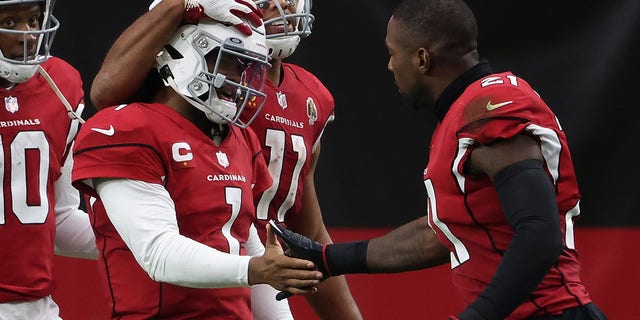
[156,19,270,128]
[255,0,314,59]
[0,0,58,83]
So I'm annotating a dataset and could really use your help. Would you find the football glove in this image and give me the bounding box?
[148,0,263,36]
[269,220,328,300]
[199,0,263,36]
[269,220,329,275]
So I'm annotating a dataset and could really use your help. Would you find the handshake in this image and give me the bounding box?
[268,220,331,300]
[268,220,370,300]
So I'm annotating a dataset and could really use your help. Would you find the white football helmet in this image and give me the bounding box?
[155,18,270,128]
[255,0,314,59]
[0,0,59,83]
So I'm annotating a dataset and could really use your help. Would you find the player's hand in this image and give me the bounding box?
[200,0,263,36]
[149,0,262,35]
[269,220,329,276]
[247,223,322,298]
[268,220,331,300]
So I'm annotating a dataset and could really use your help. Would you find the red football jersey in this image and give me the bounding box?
[242,63,335,240]
[72,103,271,319]
[0,57,84,302]
[425,72,591,318]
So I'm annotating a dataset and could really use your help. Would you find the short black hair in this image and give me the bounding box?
[392,0,477,52]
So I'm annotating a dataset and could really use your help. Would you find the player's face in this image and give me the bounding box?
[385,17,433,110]
[255,0,297,36]
[0,3,41,62]
[206,52,252,103]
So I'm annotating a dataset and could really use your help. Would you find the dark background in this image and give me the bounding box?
[54,0,640,228]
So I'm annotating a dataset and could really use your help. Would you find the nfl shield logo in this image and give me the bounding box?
[4,96,18,113]
[216,151,229,168]
[277,91,288,109]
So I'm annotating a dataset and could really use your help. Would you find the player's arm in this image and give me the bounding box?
[285,145,363,319]
[272,215,450,277]
[93,177,322,293]
[458,133,564,319]
[90,0,184,110]
[366,216,450,271]
[53,145,98,259]
[90,0,263,110]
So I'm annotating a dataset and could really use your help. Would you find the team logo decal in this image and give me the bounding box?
[4,96,18,113]
[306,97,317,125]
[216,151,229,168]
[277,91,288,109]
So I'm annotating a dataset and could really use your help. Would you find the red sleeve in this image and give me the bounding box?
[457,77,543,145]
[72,104,166,197]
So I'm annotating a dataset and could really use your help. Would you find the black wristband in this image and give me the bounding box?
[324,240,370,276]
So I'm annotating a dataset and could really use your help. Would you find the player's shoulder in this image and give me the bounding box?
[34,57,84,106]
[284,63,314,77]
[284,63,328,89]
[457,71,542,115]
[75,103,176,151]
[453,71,552,134]
[466,71,538,100]
[40,56,81,80]
[82,103,167,135]
[283,63,334,107]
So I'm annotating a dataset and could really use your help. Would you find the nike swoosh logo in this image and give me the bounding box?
[486,100,513,111]
[91,125,115,136]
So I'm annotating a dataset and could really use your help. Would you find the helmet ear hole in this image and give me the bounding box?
[158,65,174,82]
[164,45,184,60]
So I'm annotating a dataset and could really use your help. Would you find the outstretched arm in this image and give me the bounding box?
[94,178,322,292]
[367,216,450,272]
[272,215,450,277]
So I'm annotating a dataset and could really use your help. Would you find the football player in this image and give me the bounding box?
[268,0,608,319]
[88,0,363,319]
[72,16,322,319]
[0,0,97,318]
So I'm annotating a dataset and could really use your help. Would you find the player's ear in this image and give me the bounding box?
[417,47,430,74]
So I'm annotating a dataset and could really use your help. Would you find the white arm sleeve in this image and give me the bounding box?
[94,178,252,288]
[54,149,98,259]
[246,223,294,320]
[251,284,294,320]
[245,222,265,256]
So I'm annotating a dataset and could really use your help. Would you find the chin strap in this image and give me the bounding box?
[37,65,85,123]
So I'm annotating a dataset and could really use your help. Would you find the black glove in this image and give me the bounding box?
[268,220,328,300]
[269,220,329,275]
